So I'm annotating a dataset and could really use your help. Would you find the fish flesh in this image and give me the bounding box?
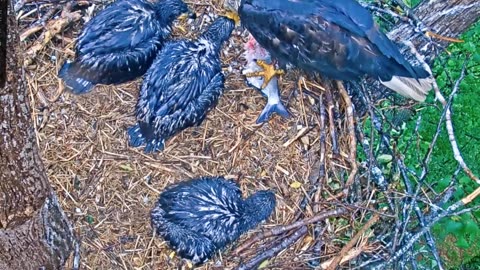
[242,35,290,124]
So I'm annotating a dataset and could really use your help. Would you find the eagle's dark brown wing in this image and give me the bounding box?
[239,0,433,101]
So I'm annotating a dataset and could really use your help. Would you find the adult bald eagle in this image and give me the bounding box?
[224,0,433,102]
[58,0,195,94]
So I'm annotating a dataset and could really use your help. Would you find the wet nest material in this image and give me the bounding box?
[15,0,420,269]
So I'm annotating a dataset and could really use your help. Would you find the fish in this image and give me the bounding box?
[242,34,290,124]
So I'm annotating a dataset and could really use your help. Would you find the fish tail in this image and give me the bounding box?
[58,61,94,94]
[256,101,290,124]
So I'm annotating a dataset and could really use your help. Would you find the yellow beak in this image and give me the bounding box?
[223,10,240,26]
[178,11,197,21]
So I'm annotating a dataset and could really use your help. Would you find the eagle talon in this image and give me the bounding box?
[245,59,285,89]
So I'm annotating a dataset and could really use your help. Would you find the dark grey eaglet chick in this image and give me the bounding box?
[128,15,236,153]
[58,0,195,94]
[151,176,276,265]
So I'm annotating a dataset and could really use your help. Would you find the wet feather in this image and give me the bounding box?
[58,0,192,94]
[128,16,235,153]
[151,176,276,265]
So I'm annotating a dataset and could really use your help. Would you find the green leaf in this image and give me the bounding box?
[290,181,302,189]
[436,177,450,191]
[456,236,469,249]
[459,176,471,186]
[445,220,462,234]
[258,260,270,269]
[119,164,133,171]
[377,154,393,164]
[86,215,94,224]
[464,219,480,235]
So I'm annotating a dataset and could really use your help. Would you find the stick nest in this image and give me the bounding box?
[16,0,440,269]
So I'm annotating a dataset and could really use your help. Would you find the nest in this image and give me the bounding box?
[16,0,440,269]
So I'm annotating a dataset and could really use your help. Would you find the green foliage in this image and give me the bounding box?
[404,0,422,8]
[359,15,480,268]
[398,21,480,268]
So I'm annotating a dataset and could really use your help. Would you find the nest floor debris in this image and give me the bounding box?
[17,0,479,269]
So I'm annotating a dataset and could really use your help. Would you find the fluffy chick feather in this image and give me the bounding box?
[128,16,235,153]
[151,176,276,265]
[58,0,193,94]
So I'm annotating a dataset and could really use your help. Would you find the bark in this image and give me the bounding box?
[388,0,480,61]
[0,1,75,269]
[351,0,479,109]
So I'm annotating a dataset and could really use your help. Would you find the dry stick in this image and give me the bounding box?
[72,238,81,270]
[372,186,480,270]
[24,1,81,66]
[324,84,339,155]
[326,214,380,270]
[20,4,61,41]
[314,94,327,213]
[404,41,479,184]
[396,159,444,270]
[437,61,479,183]
[336,81,358,190]
[235,226,308,270]
[233,208,347,256]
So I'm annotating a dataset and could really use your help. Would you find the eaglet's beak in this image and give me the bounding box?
[178,10,197,21]
[223,10,240,26]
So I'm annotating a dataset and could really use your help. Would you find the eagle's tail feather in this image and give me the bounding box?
[58,61,94,94]
[127,124,146,148]
[380,75,434,102]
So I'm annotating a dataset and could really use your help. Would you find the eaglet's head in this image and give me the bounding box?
[157,0,196,21]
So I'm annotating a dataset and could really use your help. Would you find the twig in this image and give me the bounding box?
[321,247,365,269]
[324,83,339,155]
[371,185,480,269]
[396,159,444,270]
[20,5,61,41]
[234,208,347,256]
[24,1,82,66]
[336,81,358,190]
[314,94,327,213]
[355,116,387,191]
[403,41,479,184]
[72,237,81,270]
[437,59,479,183]
[235,226,308,270]
[326,214,380,270]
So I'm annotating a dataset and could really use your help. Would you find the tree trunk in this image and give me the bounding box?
[351,0,479,108]
[388,0,480,61]
[0,1,75,269]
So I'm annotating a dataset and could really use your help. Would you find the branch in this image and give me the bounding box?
[326,214,380,270]
[234,208,347,256]
[371,185,480,269]
[337,81,358,190]
[235,226,308,270]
